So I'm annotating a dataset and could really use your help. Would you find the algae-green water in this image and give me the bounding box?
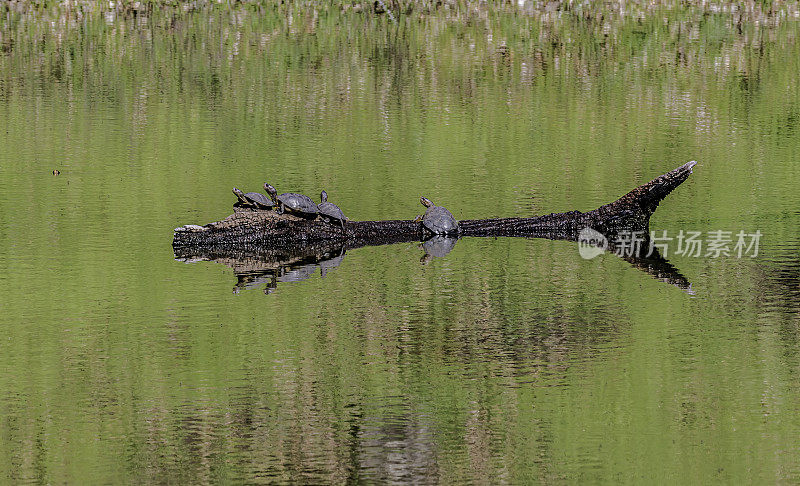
[2,2,800,483]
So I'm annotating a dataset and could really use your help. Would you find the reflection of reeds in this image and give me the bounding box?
[2,0,797,94]
[3,0,799,20]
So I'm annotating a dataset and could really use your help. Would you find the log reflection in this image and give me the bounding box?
[175,234,690,294]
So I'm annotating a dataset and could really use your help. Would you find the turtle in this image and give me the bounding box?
[264,183,319,218]
[232,187,274,209]
[317,190,347,229]
[416,197,459,235]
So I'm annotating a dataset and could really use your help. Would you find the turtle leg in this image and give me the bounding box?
[340,219,345,230]
[277,203,285,214]
[413,214,423,223]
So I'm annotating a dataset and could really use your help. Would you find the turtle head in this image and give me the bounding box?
[420,196,433,208]
[264,183,278,203]
[232,187,245,198]
[320,190,328,203]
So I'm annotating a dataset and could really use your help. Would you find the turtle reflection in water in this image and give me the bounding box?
[319,250,346,277]
[277,263,318,282]
[231,265,318,294]
[229,248,347,295]
[233,273,277,295]
[416,197,460,236]
[420,235,459,264]
[264,183,319,218]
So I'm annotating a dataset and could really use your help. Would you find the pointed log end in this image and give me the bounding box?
[644,159,697,211]
[587,161,697,234]
[621,160,698,216]
[670,160,697,180]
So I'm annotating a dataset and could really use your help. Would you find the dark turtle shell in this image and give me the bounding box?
[277,193,318,216]
[264,183,319,217]
[420,197,459,235]
[233,187,273,209]
[245,192,274,209]
[318,190,346,228]
[245,192,272,209]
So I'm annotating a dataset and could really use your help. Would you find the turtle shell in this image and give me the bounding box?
[277,193,319,216]
[243,192,274,209]
[318,201,346,225]
[233,187,273,209]
[422,205,459,235]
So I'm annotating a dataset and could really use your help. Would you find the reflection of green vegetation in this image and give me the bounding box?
[2,0,798,220]
[1,2,800,483]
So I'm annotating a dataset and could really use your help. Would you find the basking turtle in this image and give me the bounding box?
[264,183,319,218]
[416,197,459,235]
[232,187,274,209]
[317,190,347,229]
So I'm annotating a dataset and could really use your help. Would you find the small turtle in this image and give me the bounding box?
[264,183,319,218]
[416,197,459,235]
[232,187,274,210]
[318,190,347,229]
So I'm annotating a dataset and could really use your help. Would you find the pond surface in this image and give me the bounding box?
[2,2,800,483]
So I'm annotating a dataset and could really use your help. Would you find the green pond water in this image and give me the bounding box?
[2,2,800,483]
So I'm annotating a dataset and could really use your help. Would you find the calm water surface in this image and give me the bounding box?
[2,2,800,483]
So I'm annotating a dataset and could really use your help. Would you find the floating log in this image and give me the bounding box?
[173,161,697,293]
[173,160,696,251]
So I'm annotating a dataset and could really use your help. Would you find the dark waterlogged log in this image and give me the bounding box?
[173,160,696,250]
[173,161,696,292]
